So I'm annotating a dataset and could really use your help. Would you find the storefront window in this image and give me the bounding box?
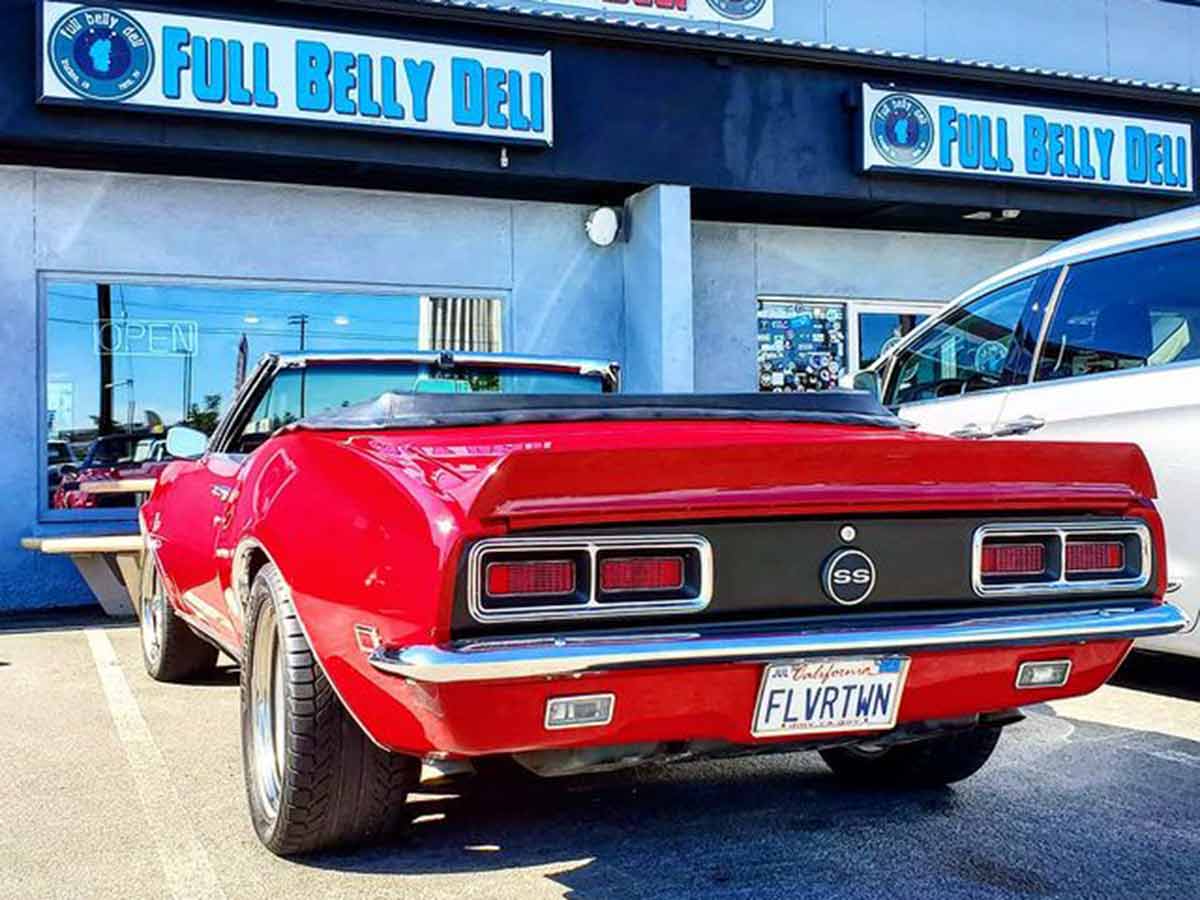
[757,300,848,392]
[45,281,501,510]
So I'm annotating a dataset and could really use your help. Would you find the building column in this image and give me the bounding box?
[621,184,694,393]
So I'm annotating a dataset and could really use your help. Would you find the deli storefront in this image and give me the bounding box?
[3,0,1195,609]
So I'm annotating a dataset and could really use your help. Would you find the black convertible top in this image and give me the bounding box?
[295,391,904,431]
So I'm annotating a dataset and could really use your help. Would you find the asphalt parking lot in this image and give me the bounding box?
[3,613,1200,900]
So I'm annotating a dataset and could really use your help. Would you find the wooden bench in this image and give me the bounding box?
[21,479,154,617]
[73,478,158,496]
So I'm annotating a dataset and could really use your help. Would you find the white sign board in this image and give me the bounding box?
[39,3,554,146]
[531,0,773,30]
[862,84,1192,195]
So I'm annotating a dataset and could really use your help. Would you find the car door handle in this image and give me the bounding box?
[949,423,990,440]
[992,415,1046,437]
[210,484,233,502]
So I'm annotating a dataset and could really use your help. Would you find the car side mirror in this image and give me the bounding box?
[165,425,207,460]
[852,370,881,401]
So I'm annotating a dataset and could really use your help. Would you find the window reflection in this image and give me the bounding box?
[45,282,501,510]
[889,277,1036,405]
[1036,238,1200,382]
[858,312,929,369]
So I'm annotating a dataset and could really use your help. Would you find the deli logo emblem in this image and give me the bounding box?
[821,548,877,606]
[48,5,153,101]
[870,92,934,167]
[706,0,769,20]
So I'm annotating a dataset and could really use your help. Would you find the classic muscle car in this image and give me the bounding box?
[138,350,1185,856]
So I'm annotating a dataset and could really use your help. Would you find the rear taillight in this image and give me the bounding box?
[980,543,1046,577]
[599,556,685,593]
[469,536,712,622]
[486,560,576,598]
[973,521,1151,597]
[1065,541,1125,574]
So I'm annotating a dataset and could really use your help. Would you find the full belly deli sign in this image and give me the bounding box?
[38,3,554,145]
[862,85,1192,194]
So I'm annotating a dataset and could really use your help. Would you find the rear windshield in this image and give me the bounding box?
[245,362,605,434]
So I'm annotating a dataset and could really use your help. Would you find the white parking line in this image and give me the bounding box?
[85,629,227,900]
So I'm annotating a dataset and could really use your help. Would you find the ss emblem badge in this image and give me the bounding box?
[821,548,877,606]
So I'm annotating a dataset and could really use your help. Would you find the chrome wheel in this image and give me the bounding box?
[250,602,286,822]
[140,564,165,668]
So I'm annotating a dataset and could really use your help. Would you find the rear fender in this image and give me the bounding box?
[226,434,477,749]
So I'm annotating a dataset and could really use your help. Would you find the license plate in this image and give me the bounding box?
[751,657,910,738]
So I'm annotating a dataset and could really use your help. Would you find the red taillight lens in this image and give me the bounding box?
[1066,541,1125,573]
[981,543,1046,576]
[599,556,685,593]
[486,560,575,597]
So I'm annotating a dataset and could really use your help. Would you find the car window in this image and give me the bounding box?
[888,276,1039,406]
[858,311,931,369]
[233,362,607,453]
[1036,238,1200,382]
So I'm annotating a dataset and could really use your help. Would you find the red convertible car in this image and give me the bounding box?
[138,351,1184,856]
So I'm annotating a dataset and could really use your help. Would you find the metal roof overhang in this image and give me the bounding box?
[281,0,1200,109]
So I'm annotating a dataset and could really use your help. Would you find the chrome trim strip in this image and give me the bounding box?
[1028,264,1070,385]
[369,601,1186,684]
[467,535,713,623]
[971,520,1152,598]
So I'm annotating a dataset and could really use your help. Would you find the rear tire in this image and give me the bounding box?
[139,549,219,682]
[819,725,1002,788]
[240,562,420,856]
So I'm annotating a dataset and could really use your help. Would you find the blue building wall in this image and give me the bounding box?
[1,167,629,612]
[691,222,1055,392]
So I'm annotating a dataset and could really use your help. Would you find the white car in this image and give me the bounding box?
[852,205,1200,657]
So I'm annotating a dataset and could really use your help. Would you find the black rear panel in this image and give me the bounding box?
[449,514,1156,639]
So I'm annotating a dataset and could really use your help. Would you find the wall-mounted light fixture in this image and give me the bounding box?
[585,207,622,247]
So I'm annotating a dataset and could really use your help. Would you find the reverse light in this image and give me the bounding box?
[485,560,575,598]
[599,556,685,593]
[981,543,1046,577]
[545,694,615,730]
[1016,660,1071,689]
[1065,541,1125,574]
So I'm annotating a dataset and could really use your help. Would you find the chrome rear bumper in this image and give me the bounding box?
[368,601,1186,685]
